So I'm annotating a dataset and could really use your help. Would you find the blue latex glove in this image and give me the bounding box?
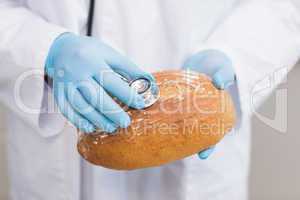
[183,49,235,159]
[45,33,156,133]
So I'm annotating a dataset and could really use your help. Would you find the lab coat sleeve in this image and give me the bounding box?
[0,1,68,137]
[198,0,300,118]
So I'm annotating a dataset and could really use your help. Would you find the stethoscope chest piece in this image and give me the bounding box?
[130,78,159,108]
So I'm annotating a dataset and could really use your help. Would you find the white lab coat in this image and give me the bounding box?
[0,0,300,199]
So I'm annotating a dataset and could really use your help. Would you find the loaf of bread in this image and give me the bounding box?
[78,70,235,170]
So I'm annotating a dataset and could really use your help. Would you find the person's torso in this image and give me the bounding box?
[22,0,239,71]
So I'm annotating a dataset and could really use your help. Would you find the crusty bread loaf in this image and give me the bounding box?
[78,70,235,170]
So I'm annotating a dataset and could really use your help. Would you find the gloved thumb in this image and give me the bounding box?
[212,67,235,89]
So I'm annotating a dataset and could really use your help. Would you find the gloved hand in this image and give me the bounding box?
[183,49,235,159]
[45,33,156,133]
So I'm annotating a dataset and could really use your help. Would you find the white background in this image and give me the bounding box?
[0,64,300,200]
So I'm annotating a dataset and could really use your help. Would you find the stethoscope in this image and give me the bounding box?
[86,0,159,108]
[87,0,95,36]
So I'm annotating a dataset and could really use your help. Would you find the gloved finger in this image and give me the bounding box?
[54,86,95,133]
[212,66,235,89]
[93,69,145,109]
[66,85,118,133]
[72,80,131,128]
[104,48,156,83]
[198,146,215,160]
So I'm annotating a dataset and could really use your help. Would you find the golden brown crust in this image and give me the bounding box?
[77,70,236,170]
